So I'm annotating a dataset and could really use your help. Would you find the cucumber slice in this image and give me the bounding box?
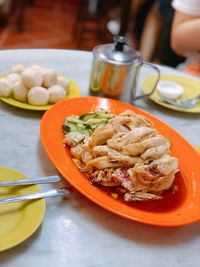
[95,113,114,119]
[67,116,85,124]
[63,121,78,132]
[67,129,90,144]
[68,122,78,131]
[62,124,71,133]
[87,118,108,125]
[79,113,96,121]
[77,123,87,130]
[67,131,86,143]
[62,109,114,139]
[97,109,107,114]
[93,122,107,130]
[85,124,92,130]
[82,129,91,136]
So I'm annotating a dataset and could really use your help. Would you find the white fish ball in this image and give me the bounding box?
[0,78,13,97]
[13,80,28,102]
[6,73,21,83]
[47,85,66,104]
[42,69,57,88]
[21,67,43,89]
[10,64,25,74]
[31,64,44,72]
[57,76,70,92]
[28,86,49,106]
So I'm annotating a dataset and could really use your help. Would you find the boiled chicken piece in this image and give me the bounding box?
[90,112,154,147]
[118,110,137,117]
[85,154,142,172]
[107,127,157,151]
[85,156,123,172]
[128,156,179,192]
[81,151,93,165]
[91,168,135,188]
[141,142,170,160]
[91,169,122,187]
[110,111,154,129]
[63,134,75,146]
[111,121,129,133]
[70,139,92,164]
[109,116,133,128]
[124,192,162,201]
[70,144,84,159]
[118,110,154,127]
[151,155,179,176]
[123,135,169,156]
[89,124,116,147]
[125,115,154,129]
[92,145,143,165]
[92,145,117,156]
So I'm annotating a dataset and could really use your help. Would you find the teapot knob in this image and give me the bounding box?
[114,36,127,51]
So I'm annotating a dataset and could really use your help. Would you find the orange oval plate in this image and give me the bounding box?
[40,96,200,227]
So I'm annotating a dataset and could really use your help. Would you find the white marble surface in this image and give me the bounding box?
[0,49,200,267]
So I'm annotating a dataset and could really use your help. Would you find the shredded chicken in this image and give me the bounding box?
[64,110,179,202]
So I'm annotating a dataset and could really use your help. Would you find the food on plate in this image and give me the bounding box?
[10,64,25,74]
[57,75,70,92]
[42,68,57,88]
[13,80,29,102]
[28,86,49,105]
[6,73,21,83]
[21,67,43,88]
[62,109,179,202]
[0,78,13,97]
[0,64,71,106]
[48,85,66,104]
[31,64,44,72]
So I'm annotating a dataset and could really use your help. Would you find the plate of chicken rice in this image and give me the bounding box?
[41,96,200,227]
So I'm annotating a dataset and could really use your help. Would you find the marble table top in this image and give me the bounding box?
[0,49,200,267]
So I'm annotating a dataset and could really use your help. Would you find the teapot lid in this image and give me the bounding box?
[92,36,142,65]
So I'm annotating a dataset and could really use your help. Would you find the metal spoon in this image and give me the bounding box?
[160,94,200,109]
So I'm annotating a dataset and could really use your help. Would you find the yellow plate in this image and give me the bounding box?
[0,78,80,111]
[0,166,46,252]
[142,74,200,113]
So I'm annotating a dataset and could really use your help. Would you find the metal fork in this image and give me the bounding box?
[0,187,70,204]
[0,175,61,187]
[160,94,200,109]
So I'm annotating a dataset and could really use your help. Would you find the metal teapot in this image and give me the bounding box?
[89,36,160,103]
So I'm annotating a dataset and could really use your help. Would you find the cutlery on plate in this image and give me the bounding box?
[160,94,200,109]
[0,175,61,187]
[0,187,70,204]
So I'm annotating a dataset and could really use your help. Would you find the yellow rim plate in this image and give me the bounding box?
[0,77,80,111]
[0,166,46,252]
[142,74,200,113]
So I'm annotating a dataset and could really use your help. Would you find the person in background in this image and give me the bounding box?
[133,0,185,67]
[171,0,200,76]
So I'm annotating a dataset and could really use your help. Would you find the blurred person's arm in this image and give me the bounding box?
[171,12,200,56]
[139,2,162,61]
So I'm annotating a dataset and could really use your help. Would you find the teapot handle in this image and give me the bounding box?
[132,62,160,101]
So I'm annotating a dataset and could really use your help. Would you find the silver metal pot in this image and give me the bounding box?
[89,36,160,102]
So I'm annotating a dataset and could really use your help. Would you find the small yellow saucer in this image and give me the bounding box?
[0,166,45,252]
[142,74,200,113]
[0,77,80,111]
